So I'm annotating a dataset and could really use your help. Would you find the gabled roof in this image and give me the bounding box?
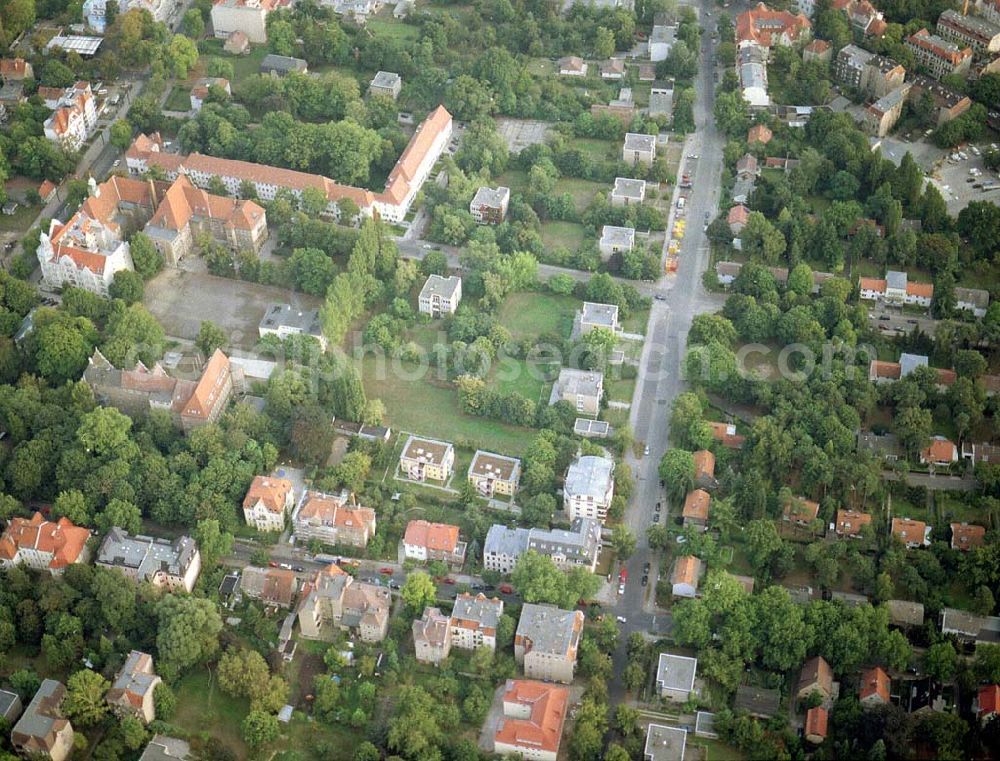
[0,513,91,569]
[181,349,232,421]
[979,684,1000,718]
[783,496,819,523]
[891,518,928,546]
[950,522,985,550]
[747,124,772,144]
[243,475,293,514]
[834,509,872,536]
[495,680,569,755]
[727,204,751,225]
[921,437,956,463]
[403,520,460,553]
[682,489,711,521]
[692,450,715,480]
[797,656,833,696]
[805,707,828,740]
[859,666,890,703]
[671,555,702,587]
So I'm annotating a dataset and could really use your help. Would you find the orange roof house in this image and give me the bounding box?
[978,684,1000,722]
[294,490,376,548]
[671,555,702,598]
[891,517,929,548]
[38,180,57,201]
[0,58,33,79]
[906,281,934,300]
[692,450,715,483]
[709,421,745,449]
[835,509,872,538]
[748,124,773,144]
[682,489,711,527]
[859,667,890,706]
[403,520,467,565]
[243,476,294,515]
[783,496,820,525]
[0,513,92,574]
[736,2,811,47]
[921,437,957,466]
[727,204,751,229]
[805,707,828,743]
[950,522,985,551]
[494,680,569,758]
[859,277,887,295]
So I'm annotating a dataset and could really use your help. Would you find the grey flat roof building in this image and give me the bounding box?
[649,86,674,116]
[600,225,635,248]
[656,653,698,695]
[470,186,510,209]
[370,70,401,90]
[564,455,615,501]
[624,132,656,153]
[644,724,687,761]
[516,603,582,656]
[259,303,324,341]
[886,269,908,291]
[550,368,604,404]
[419,274,462,300]
[612,177,646,200]
[899,352,929,376]
[139,736,191,761]
[580,302,619,329]
[96,528,199,585]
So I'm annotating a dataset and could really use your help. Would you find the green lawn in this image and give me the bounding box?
[541,221,589,251]
[173,670,249,757]
[367,18,421,39]
[197,43,270,86]
[607,376,636,402]
[575,138,615,162]
[358,356,536,454]
[164,86,191,111]
[0,202,38,234]
[620,307,649,335]
[497,291,579,340]
[554,177,606,213]
[488,357,553,404]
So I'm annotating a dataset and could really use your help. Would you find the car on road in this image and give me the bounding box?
[655,294,666,300]
[279,563,292,570]
[499,583,514,594]
[643,562,651,573]
[618,583,626,595]
[292,566,304,572]
[388,580,400,589]
[113,159,121,167]
[616,616,627,623]
[268,561,279,568]
[443,577,456,584]
[379,567,394,575]
[655,502,661,512]
[653,513,660,522]
[644,445,650,456]
[641,576,648,586]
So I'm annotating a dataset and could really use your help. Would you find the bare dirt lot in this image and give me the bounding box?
[144,269,321,349]
[495,118,553,154]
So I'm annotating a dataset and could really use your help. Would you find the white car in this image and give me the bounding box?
[616,616,627,624]
[618,583,626,595]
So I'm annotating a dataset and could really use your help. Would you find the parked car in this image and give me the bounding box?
[443,577,456,585]
[641,576,648,586]
[499,583,514,594]
[616,616,627,623]
[292,566,304,572]
[379,567,394,575]
[653,513,660,522]
[268,561,279,568]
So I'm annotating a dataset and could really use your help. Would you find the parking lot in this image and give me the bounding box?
[143,268,322,349]
[495,118,552,154]
[928,145,1000,214]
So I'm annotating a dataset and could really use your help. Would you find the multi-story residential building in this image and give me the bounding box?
[859,270,934,306]
[649,86,674,117]
[403,520,467,566]
[258,304,326,350]
[737,3,811,47]
[576,302,619,335]
[412,607,451,665]
[837,45,882,89]
[514,604,584,684]
[649,23,678,61]
[211,0,288,43]
[106,651,161,724]
[239,566,299,607]
[599,225,635,258]
[623,133,657,166]
[468,450,521,497]
[832,0,887,36]
[483,518,602,574]
[37,176,137,296]
[293,490,376,548]
[400,435,455,482]
[907,75,973,125]
[906,29,973,79]
[84,348,235,432]
[297,565,391,641]
[144,175,267,265]
[834,45,906,97]
[671,555,702,597]
[368,70,402,99]
[11,681,74,761]
[189,77,231,112]
[563,455,615,522]
[802,39,831,61]
[937,9,1000,60]
[0,514,91,575]
[955,286,990,316]
[493,680,569,761]
[737,43,770,107]
[644,724,688,761]
[418,275,463,316]
[242,475,294,532]
[979,0,1000,24]
[84,0,175,31]
[325,0,383,22]
[469,186,510,224]
[656,653,698,701]
[127,106,452,223]
[865,83,912,137]
[450,593,504,652]
[43,82,98,151]
[610,177,646,206]
[96,529,202,592]
[549,368,604,416]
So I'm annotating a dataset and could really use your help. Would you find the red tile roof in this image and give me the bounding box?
[908,29,972,65]
[495,680,569,755]
[0,58,30,78]
[709,421,745,448]
[403,520,461,553]
[805,707,828,740]
[835,509,872,536]
[860,666,890,703]
[243,475,293,514]
[921,438,956,464]
[870,361,901,380]
[692,450,715,480]
[748,124,773,144]
[672,555,701,586]
[784,496,819,523]
[906,281,934,299]
[0,513,91,569]
[891,517,927,545]
[682,489,711,521]
[859,277,887,293]
[950,522,985,551]
[728,204,751,225]
[736,2,811,47]
[181,349,232,421]
[979,684,1000,718]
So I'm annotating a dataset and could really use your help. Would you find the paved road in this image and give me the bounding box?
[608,0,726,705]
[868,308,939,338]
[881,470,977,491]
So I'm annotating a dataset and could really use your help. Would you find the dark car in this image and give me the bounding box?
[641,576,649,586]
[483,584,496,591]
[643,562,651,573]
[655,502,661,512]
[292,566,304,572]
[653,513,660,522]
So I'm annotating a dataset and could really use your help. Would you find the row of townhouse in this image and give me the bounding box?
[126,105,452,224]
[858,270,934,307]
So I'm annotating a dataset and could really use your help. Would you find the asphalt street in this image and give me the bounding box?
[607,0,727,704]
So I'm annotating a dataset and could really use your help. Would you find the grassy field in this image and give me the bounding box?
[607,376,636,402]
[541,220,589,251]
[196,42,270,85]
[358,356,536,454]
[0,202,38,234]
[576,137,615,162]
[488,357,552,403]
[497,291,579,340]
[173,670,250,757]
[164,86,191,111]
[620,307,649,336]
[367,18,421,39]
[554,177,607,213]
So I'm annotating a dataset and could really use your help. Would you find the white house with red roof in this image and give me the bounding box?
[43,82,98,151]
[0,513,92,575]
[243,475,295,532]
